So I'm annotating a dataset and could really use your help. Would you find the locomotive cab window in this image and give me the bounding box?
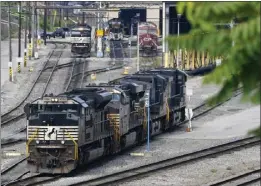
[71,30,91,37]
[32,104,79,114]
[111,93,120,101]
[30,104,39,114]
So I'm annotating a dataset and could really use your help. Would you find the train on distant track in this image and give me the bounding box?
[108,18,124,41]
[24,68,187,174]
[138,22,159,56]
[70,23,92,57]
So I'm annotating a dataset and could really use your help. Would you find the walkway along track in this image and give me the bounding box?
[3,88,248,186]
[207,168,260,186]
[1,44,66,126]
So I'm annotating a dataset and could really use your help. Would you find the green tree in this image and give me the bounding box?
[166,2,260,137]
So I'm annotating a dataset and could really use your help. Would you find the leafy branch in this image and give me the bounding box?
[167,2,261,137]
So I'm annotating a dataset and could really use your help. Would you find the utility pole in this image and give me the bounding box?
[177,14,181,69]
[31,3,35,59]
[37,6,40,50]
[24,2,28,67]
[97,7,100,30]
[28,2,32,60]
[17,1,22,73]
[34,1,39,59]
[8,2,13,82]
[162,2,166,67]
[59,8,61,27]
[137,22,140,72]
[145,92,150,152]
[43,2,47,45]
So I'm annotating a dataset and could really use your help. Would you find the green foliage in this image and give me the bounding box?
[166,2,260,138]
[1,2,18,6]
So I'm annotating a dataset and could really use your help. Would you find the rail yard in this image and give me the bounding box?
[1,1,260,186]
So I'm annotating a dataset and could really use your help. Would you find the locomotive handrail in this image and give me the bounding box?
[166,98,170,122]
[26,128,39,157]
[65,130,78,160]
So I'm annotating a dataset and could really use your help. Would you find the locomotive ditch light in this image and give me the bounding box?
[61,140,65,144]
[36,140,40,144]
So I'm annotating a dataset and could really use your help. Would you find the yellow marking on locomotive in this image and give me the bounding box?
[65,130,78,160]
[166,98,170,122]
[107,114,120,143]
[26,128,39,157]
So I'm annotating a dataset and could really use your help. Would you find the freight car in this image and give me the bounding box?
[138,22,159,56]
[70,23,92,57]
[24,68,187,174]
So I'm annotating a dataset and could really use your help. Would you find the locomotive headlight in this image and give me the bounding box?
[51,98,55,102]
[61,140,65,144]
[54,98,58,102]
[36,140,39,144]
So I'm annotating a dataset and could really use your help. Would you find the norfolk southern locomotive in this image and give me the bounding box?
[70,24,92,57]
[24,68,187,174]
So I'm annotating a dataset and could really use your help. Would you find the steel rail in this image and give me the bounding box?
[1,44,66,126]
[68,137,260,186]
[207,168,261,186]
[65,63,124,92]
[5,137,259,186]
[80,58,88,88]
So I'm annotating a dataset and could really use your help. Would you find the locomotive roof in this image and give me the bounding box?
[139,22,157,28]
[72,24,92,30]
[123,73,166,82]
[61,88,112,109]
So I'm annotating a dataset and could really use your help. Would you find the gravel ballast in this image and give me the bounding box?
[42,68,259,186]
[1,42,56,114]
[2,56,259,186]
[121,146,260,186]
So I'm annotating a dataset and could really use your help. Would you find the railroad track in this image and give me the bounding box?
[64,58,125,92]
[2,87,247,186]
[207,168,260,186]
[140,56,159,71]
[1,43,66,126]
[3,173,62,186]
[65,58,88,91]
[68,137,260,186]
[1,59,125,147]
[11,137,257,186]
[0,44,67,149]
[189,88,243,122]
[110,40,124,60]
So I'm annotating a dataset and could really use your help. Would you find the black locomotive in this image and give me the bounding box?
[24,68,187,174]
[108,18,124,41]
